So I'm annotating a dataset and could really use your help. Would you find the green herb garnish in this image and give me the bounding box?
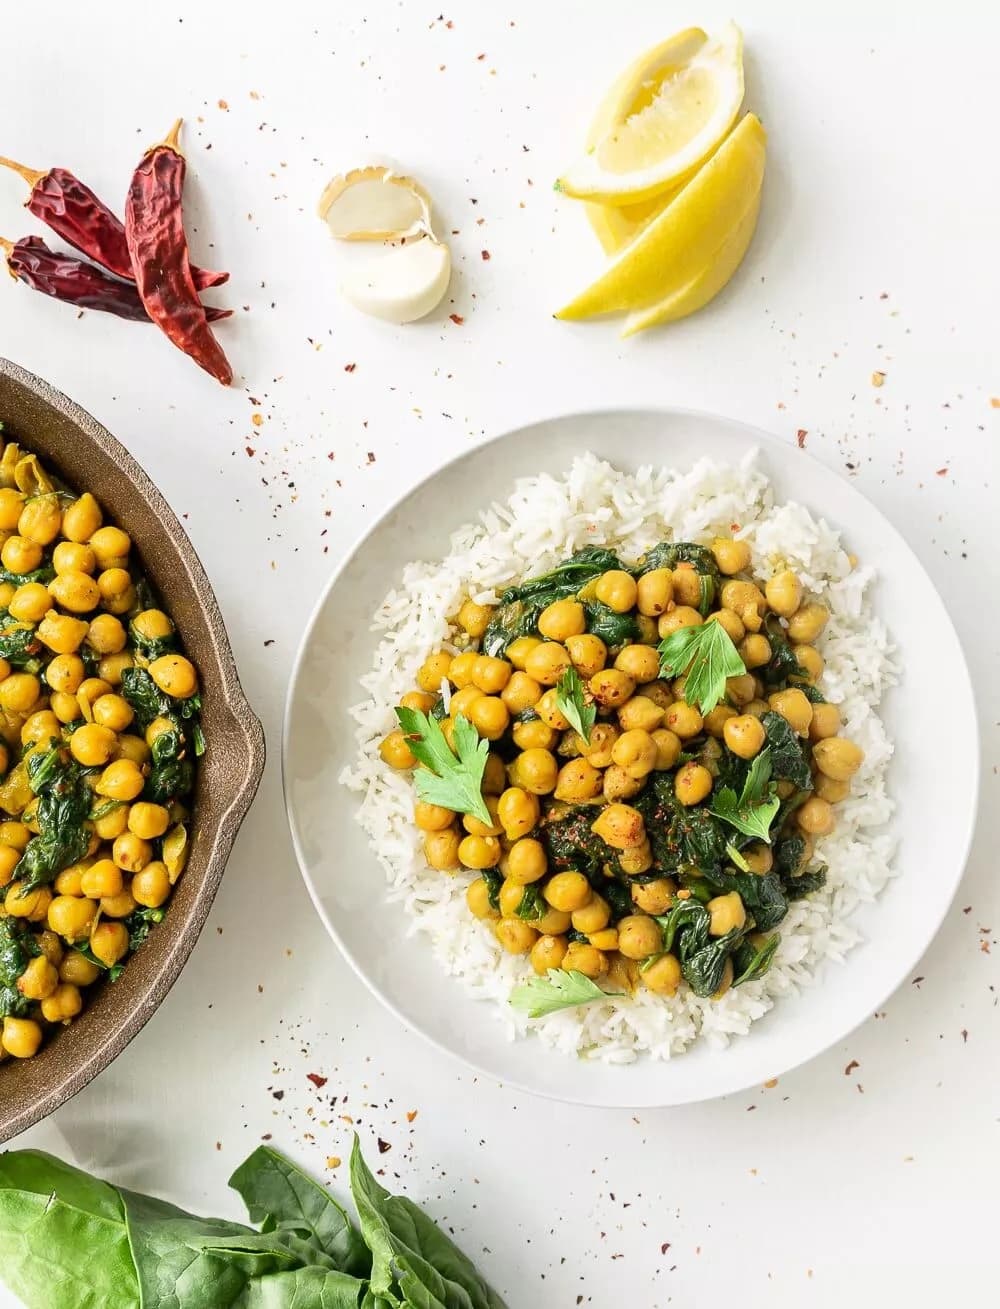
[709,747,780,843]
[554,666,596,744]
[395,707,492,826]
[509,968,621,1018]
[657,620,745,714]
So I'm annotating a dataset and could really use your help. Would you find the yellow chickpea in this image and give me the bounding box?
[708,891,746,937]
[41,983,84,1022]
[581,721,619,768]
[675,762,713,806]
[657,606,703,637]
[8,582,52,624]
[1,535,43,575]
[497,787,540,841]
[602,765,643,801]
[711,537,752,575]
[724,674,756,707]
[414,802,455,832]
[0,843,20,888]
[814,773,851,804]
[636,568,673,616]
[80,859,124,900]
[509,747,559,795]
[591,803,645,850]
[538,599,586,642]
[617,915,663,960]
[34,611,87,657]
[589,668,635,708]
[650,728,682,770]
[458,834,502,870]
[593,570,637,614]
[670,565,705,609]
[632,878,676,915]
[90,921,129,967]
[442,651,473,690]
[641,953,682,995]
[463,795,503,837]
[562,941,607,979]
[614,645,660,684]
[59,493,102,543]
[792,644,824,683]
[812,737,864,781]
[787,602,829,644]
[456,598,493,639]
[564,633,607,678]
[511,719,558,751]
[532,906,572,936]
[416,651,452,694]
[87,613,128,655]
[741,844,774,874]
[115,734,149,765]
[101,889,138,919]
[131,861,171,909]
[92,694,134,733]
[706,609,745,646]
[535,687,570,730]
[506,837,548,884]
[765,569,803,617]
[501,671,542,715]
[635,614,659,644]
[424,829,461,871]
[530,934,568,974]
[797,796,835,836]
[46,894,98,941]
[768,688,813,736]
[97,571,135,615]
[0,823,29,852]
[506,637,541,671]
[471,655,512,694]
[544,871,592,912]
[554,758,604,802]
[48,570,100,614]
[0,672,40,714]
[97,651,134,687]
[523,642,572,687]
[809,702,841,740]
[449,686,484,720]
[16,955,59,1001]
[17,495,61,545]
[69,722,117,767]
[723,714,766,759]
[611,729,658,779]
[739,633,772,670]
[571,894,611,934]
[619,839,653,874]
[88,525,130,569]
[20,711,59,749]
[498,879,531,918]
[618,695,665,733]
[128,802,170,840]
[59,951,101,986]
[664,701,704,740]
[94,803,130,840]
[143,654,196,703]
[399,690,435,714]
[494,918,538,954]
[112,831,153,873]
[2,1016,43,1058]
[704,704,738,738]
[52,540,95,575]
[45,653,85,694]
[0,488,25,531]
[465,877,498,920]
[466,695,509,741]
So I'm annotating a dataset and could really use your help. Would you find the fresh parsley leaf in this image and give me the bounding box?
[657,621,745,714]
[554,666,596,744]
[709,747,781,842]
[509,968,620,1018]
[394,707,492,827]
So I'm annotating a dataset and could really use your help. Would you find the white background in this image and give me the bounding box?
[1,2,998,1304]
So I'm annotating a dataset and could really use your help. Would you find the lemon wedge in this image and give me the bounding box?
[319,167,433,241]
[555,113,765,321]
[557,22,744,205]
[340,235,452,323]
[584,191,677,254]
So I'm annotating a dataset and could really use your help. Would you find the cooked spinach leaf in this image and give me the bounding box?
[773,833,808,877]
[704,869,788,931]
[127,617,177,662]
[144,758,194,805]
[635,774,729,875]
[761,711,813,791]
[481,868,502,912]
[543,806,610,879]
[0,626,44,673]
[760,614,807,687]
[681,926,744,997]
[15,747,91,890]
[583,601,637,648]
[0,919,34,1018]
[481,546,622,656]
[0,565,55,588]
[481,598,542,658]
[126,907,166,952]
[732,934,780,986]
[783,866,828,899]
[653,899,711,954]
[514,884,544,921]
[635,542,719,579]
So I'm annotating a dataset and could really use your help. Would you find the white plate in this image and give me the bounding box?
[282,408,978,1107]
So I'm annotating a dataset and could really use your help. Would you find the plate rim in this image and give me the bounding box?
[282,404,980,1107]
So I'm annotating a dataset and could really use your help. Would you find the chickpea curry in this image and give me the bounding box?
[380,538,863,1017]
[0,427,201,1062]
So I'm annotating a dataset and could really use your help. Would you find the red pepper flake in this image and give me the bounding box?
[879,291,889,299]
[481,250,491,261]
[935,467,948,476]
[377,1137,391,1153]
[449,312,464,324]
[366,451,376,464]
[961,1029,968,1043]
[344,362,357,372]
[660,1243,671,1255]
[445,18,453,27]
[307,1072,328,1089]
[245,446,255,457]
[844,1059,859,1076]
[796,428,808,448]
[912,976,924,986]
[476,52,486,60]
[406,1110,418,1122]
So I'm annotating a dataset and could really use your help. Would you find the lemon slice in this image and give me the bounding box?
[557,23,744,204]
[584,191,677,254]
[319,166,433,241]
[340,235,452,323]
[555,113,765,320]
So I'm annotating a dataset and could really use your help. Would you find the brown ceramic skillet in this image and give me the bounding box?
[0,358,265,1143]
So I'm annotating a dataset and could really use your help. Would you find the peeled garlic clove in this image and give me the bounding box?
[319,166,433,241]
[340,235,451,323]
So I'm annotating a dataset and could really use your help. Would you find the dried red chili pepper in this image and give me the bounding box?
[1,234,232,324]
[124,120,233,386]
[0,156,228,291]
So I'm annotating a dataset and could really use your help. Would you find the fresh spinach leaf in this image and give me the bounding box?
[761,711,813,792]
[350,1137,509,1308]
[732,934,780,986]
[229,1145,370,1279]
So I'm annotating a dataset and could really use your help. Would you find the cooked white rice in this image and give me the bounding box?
[342,452,897,1061]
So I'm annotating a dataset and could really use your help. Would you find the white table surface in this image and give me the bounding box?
[1,2,998,1304]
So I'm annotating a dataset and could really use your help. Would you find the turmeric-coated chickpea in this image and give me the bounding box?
[456,598,493,639]
[61,493,102,543]
[424,829,461,870]
[704,704,737,738]
[414,802,455,832]
[1,535,42,575]
[399,690,435,715]
[90,921,129,967]
[554,757,603,802]
[497,787,540,841]
[462,794,503,838]
[449,686,484,720]
[739,633,771,669]
[650,728,682,770]
[632,877,676,914]
[812,737,864,781]
[94,804,130,841]
[538,598,586,642]
[482,752,506,795]
[112,831,152,873]
[589,668,635,708]
[36,611,88,656]
[814,773,851,804]
[725,673,757,706]
[458,834,502,870]
[70,723,117,767]
[49,570,100,614]
[562,941,607,979]
[41,983,84,1023]
[587,927,619,951]
[80,859,124,900]
[0,672,40,714]
[670,565,703,608]
[641,953,682,996]
[97,571,135,615]
[59,951,101,986]
[115,733,149,765]
[711,537,752,575]
[617,914,663,961]
[52,541,95,575]
[582,721,620,767]
[501,671,542,715]
[98,651,134,686]
[708,608,745,643]
[741,843,773,874]
[664,701,704,740]
[591,803,644,850]
[45,653,85,694]
[619,839,653,874]
[88,613,127,654]
[93,694,134,733]
[675,762,713,806]
[768,688,813,736]
[494,918,538,954]
[510,747,559,795]
[2,1017,43,1058]
[594,570,637,614]
[611,729,658,779]
[530,934,568,974]
[149,654,198,699]
[531,905,571,935]
[809,702,840,740]
[635,614,659,644]
[0,488,25,531]
[132,861,171,909]
[564,633,607,678]
[9,582,52,624]
[787,602,829,644]
[17,955,59,1002]
[523,641,572,687]
[0,822,30,852]
[0,843,20,888]
[88,525,130,569]
[128,802,170,840]
[506,837,547,884]
[444,651,475,690]
[499,879,531,919]
[602,765,643,801]
[544,871,592,912]
[617,693,665,732]
[614,644,660,683]
[712,958,735,1000]
[511,719,558,752]
[636,568,673,616]
[723,713,766,759]
[46,894,98,941]
[466,695,509,741]
[657,606,702,637]
[471,655,512,694]
[506,636,541,671]
[796,796,835,836]
[708,891,746,937]
[465,877,499,921]
[416,651,452,693]
[571,894,611,934]
[765,569,803,617]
